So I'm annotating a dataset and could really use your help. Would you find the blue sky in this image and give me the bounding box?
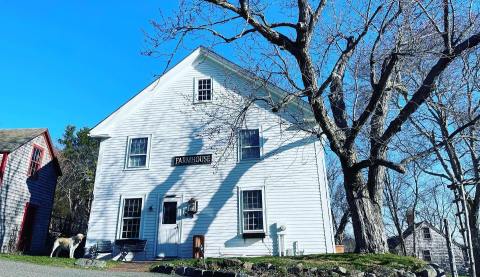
[0,1,229,146]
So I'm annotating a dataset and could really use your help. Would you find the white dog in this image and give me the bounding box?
[50,233,84,258]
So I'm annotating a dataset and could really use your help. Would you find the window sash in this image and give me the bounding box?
[28,147,43,177]
[126,137,149,168]
[243,211,264,231]
[423,228,431,239]
[239,129,261,161]
[240,189,265,233]
[121,198,142,239]
[129,138,148,154]
[197,78,212,101]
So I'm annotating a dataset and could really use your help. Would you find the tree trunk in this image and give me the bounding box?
[344,168,387,253]
[334,210,350,245]
[469,206,480,275]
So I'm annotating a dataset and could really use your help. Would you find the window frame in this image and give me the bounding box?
[238,187,267,235]
[422,227,431,239]
[125,135,151,170]
[194,77,213,103]
[238,128,263,162]
[27,145,44,178]
[117,195,145,239]
[161,200,178,225]
[422,250,432,262]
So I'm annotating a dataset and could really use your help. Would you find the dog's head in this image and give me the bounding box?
[75,234,85,243]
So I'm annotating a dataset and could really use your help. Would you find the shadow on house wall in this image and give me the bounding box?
[0,158,58,255]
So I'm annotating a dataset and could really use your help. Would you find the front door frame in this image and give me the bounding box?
[157,195,182,258]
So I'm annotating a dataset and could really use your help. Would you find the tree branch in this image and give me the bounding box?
[204,0,298,52]
[381,32,480,144]
[351,158,406,174]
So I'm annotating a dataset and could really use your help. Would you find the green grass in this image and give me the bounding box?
[0,253,119,270]
[0,253,426,274]
[151,253,426,273]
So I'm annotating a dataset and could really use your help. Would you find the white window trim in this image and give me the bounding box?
[116,194,146,239]
[193,77,213,103]
[124,135,152,170]
[238,186,267,234]
[237,127,263,162]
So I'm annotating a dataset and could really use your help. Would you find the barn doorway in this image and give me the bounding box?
[17,202,37,253]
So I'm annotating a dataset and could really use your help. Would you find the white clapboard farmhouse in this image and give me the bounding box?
[86,47,335,260]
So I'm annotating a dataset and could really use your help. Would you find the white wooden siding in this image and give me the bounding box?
[87,54,335,259]
[0,134,58,254]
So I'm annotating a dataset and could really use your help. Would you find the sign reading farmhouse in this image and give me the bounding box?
[172,154,212,166]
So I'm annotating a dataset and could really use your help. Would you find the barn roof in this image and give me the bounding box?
[0,128,62,175]
[0,128,48,152]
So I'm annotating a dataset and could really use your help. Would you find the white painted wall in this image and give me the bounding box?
[87,51,335,259]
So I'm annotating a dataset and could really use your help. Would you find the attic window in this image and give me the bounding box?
[28,146,44,178]
[422,227,431,239]
[196,78,212,102]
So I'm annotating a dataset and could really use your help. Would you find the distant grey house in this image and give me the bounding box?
[388,221,468,273]
[0,128,61,254]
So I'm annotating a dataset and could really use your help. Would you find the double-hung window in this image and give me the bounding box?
[196,78,212,102]
[240,189,265,236]
[120,198,142,239]
[126,137,149,169]
[239,129,261,161]
[422,227,431,239]
[28,146,43,177]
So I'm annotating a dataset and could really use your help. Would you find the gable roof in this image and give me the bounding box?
[0,128,62,175]
[90,46,314,137]
[387,221,465,250]
[0,128,47,153]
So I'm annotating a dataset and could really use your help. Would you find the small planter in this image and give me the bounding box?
[335,245,345,253]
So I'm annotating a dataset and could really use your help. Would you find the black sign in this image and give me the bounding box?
[172,154,212,166]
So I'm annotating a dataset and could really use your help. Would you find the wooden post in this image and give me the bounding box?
[193,235,205,259]
[412,216,417,257]
[444,218,458,277]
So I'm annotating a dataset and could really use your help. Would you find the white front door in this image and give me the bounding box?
[157,197,180,257]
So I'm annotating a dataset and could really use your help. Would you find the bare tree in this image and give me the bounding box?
[147,0,480,252]
[384,170,407,255]
[408,53,480,272]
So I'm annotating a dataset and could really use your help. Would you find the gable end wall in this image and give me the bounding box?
[0,134,59,254]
